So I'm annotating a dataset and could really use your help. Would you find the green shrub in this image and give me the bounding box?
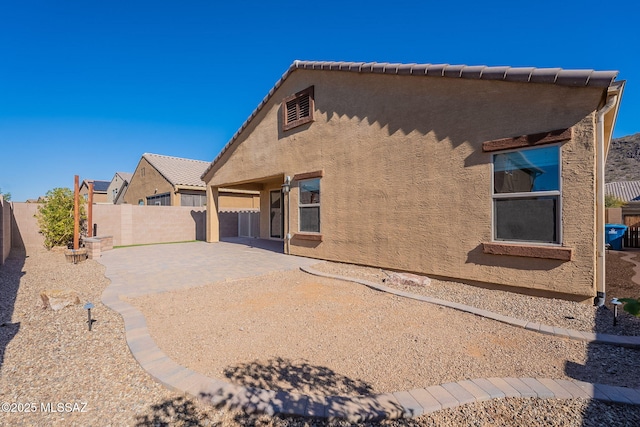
[619,298,640,317]
[35,188,86,249]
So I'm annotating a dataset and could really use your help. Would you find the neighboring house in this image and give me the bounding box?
[605,181,640,202]
[201,60,624,303]
[107,172,133,204]
[123,153,210,206]
[605,181,640,248]
[79,180,110,203]
[124,153,259,210]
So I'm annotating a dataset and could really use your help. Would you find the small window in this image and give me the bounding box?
[299,178,320,233]
[282,86,314,131]
[493,145,560,244]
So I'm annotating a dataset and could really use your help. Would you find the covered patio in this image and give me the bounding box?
[208,174,291,252]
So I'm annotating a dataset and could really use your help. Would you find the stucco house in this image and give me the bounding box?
[79,179,110,203]
[201,60,624,303]
[124,153,259,210]
[124,153,209,206]
[107,172,133,204]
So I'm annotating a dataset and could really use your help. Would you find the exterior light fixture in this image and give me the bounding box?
[282,176,291,193]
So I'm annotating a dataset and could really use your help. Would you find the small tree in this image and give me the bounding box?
[0,188,10,201]
[35,188,85,249]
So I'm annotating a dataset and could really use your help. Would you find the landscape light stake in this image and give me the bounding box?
[84,302,94,331]
[611,298,622,326]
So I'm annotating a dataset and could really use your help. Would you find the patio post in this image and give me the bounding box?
[206,185,220,242]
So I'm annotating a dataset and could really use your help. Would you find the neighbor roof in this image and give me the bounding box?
[116,172,133,183]
[143,153,210,188]
[606,181,640,202]
[202,60,620,180]
[81,179,110,193]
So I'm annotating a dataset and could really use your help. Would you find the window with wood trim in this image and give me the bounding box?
[299,178,320,233]
[493,145,561,244]
[282,86,314,131]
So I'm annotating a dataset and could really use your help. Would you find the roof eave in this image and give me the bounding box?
[200,60,621,182]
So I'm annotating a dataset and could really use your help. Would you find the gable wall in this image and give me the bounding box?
[123,157,175,205]
[107,174,126,204]
[208,70,604,299]
[79,184,108,203]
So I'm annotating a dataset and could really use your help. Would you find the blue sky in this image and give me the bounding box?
[1,0,638,201]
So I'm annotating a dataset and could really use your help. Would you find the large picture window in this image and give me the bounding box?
[299,178,320,233]
[493,145,560,244]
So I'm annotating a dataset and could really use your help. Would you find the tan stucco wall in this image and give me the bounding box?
[218,193,260,209]
[7,202,205,251]
[79,185,108,203]
[0,197,11,264]
[205,70,606,299]
[606,208,623,224]
[11,202,44,252]
[89,205,206,246]
[106,174,128,204]
[123,158,175,205]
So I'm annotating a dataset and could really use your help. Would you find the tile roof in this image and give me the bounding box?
[202,60,620,180]
[606,181,640,202]
[116,172,133,183]
[143,153,210,188]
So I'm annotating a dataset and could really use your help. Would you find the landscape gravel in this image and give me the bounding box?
[1,246,640,426]
[310,256,640,337]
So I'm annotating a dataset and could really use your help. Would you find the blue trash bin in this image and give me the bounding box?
[605,224,628,250]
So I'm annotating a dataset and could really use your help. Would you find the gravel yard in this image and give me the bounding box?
[1,246,640,426]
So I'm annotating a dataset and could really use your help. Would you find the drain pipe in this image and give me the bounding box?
[595,94,618,306]
[282,176,292,255]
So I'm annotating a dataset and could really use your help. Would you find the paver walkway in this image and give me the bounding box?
[99,240,640,422]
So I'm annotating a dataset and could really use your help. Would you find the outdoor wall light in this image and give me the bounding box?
[282,176,291,193]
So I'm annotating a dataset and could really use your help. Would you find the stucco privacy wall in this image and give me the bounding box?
[0,197,11,264]
[207,69,605,300]
[92,205,206,246]
[11,203,44,252]
[9,203,205,250]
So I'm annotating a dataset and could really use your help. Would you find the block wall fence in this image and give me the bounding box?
[0,197,11,264]
[1,203,209,260]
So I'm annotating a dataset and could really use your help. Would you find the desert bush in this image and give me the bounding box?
[35,188,85,249]
[605,194,626,208]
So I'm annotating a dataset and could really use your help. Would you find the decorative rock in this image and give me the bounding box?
[384,271,431,287]
[40,289,81,310]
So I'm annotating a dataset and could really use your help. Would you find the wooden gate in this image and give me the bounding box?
[623,215,640,248]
